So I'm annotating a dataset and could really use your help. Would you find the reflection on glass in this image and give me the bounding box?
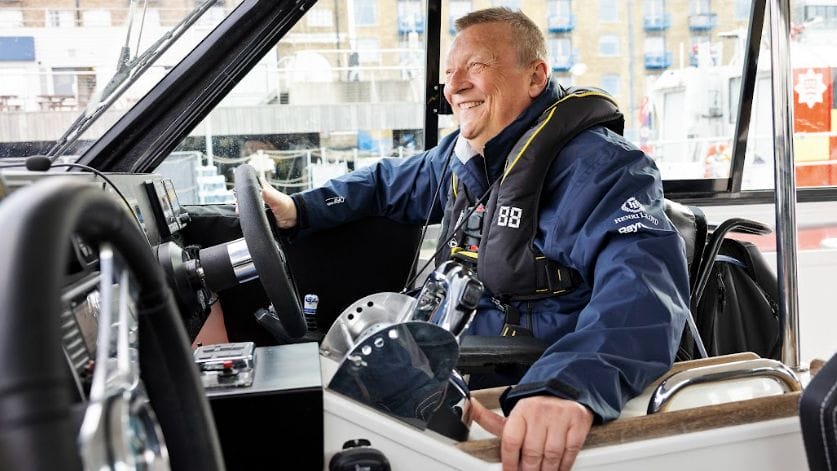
[328,322,458,429]
[5,1,837,195]
[0,0,243,158]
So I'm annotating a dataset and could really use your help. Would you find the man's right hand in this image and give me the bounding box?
[261,181,297,229]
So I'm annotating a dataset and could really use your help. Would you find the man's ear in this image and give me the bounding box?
[528,60,549,98]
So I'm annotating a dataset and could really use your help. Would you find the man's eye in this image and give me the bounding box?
[468,62,486,72]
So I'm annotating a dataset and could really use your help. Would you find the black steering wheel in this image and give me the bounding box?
[234,164,306,338]
[0,178,223,470]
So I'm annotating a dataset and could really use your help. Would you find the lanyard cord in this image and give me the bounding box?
[401,171,499,293]
[402,150,452,292]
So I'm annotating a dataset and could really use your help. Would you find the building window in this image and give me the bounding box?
[397,0,424,33]
[643,0,670,30]
[601,74,620,97]
[52,68,76,96]
[82,10,112,27]
[46,10,74,28]
[599,0,618,22]
[354,0,377,27]
[598,35,620,56]
[644,35,671,69]
[804,5,837,28]
[550,0,572,18]
[548,37,574,71]
[644,0,665,16]
[690,0,711,15]
[449,1,471,33]
[734,0,751,20]
[306,8,333,28]
[548,0,575,32]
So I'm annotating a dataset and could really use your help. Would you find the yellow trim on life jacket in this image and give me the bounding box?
[450,246,479,260]
[501,91,618,184]
[452,172,458,199]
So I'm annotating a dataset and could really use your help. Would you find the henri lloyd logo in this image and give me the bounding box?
[621,197,645,213]
[614,197,659,231]
[325,196,345,206]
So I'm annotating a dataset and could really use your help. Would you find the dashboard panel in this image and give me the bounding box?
[0,169,203,397]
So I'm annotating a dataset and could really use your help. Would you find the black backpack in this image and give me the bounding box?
[676,214,781,361]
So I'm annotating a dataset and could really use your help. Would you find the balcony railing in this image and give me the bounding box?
[643,13,671,31]
[548,14,575,33]
[689,12,717,30]
[644,51,672,69]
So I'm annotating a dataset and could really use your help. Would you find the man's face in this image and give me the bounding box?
[443,22,539,153]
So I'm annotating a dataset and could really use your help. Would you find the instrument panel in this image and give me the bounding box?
[0,169,195,398]
[0,170,188,246]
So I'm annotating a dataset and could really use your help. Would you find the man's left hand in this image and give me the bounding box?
[470,395,593,471]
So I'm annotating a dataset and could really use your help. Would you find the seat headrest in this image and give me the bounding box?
[664,199,699,269]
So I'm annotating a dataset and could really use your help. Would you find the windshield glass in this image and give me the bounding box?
[1,0,836,197]
[0,0,242,158]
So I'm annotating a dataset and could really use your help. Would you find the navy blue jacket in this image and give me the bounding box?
[291,81,689,421]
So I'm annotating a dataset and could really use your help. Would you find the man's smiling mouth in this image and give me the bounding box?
[459,101,484,110]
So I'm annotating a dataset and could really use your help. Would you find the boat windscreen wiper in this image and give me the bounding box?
[45,0,222,161]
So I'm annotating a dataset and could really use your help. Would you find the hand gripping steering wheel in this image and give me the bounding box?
[234,164,306,338]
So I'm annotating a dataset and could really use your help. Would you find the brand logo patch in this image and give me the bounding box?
[613,197,659,228]
[325,196,345,206]
[621,197,645,213]
[618,222,646,234]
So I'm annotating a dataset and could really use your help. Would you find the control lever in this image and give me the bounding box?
[254,307,293,344]
[410,261,484,340]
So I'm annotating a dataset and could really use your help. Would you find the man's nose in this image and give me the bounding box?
[445,68,469,95]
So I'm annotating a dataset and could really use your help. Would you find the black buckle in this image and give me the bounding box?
[538,259,577,295]
[493,298,533,337]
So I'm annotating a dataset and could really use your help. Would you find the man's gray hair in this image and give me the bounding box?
[454,7,547,67]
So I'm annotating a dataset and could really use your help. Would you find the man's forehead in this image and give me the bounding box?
[446,24,507,62]
[445,43,494,63]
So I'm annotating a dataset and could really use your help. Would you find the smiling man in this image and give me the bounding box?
[264,8,689,471]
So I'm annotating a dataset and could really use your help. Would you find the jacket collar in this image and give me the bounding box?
[482,80,563,182]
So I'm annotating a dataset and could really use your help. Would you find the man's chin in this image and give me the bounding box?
[458,125,478,140]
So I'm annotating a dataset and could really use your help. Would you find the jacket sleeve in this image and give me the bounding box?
[290,138,454,236]
[502,129,690,422]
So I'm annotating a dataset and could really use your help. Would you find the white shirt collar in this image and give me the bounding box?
[453,136,481,165]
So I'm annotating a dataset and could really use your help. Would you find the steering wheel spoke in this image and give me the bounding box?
[79,242,170,470]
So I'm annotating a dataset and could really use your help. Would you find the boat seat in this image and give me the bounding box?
[799,352,837,470]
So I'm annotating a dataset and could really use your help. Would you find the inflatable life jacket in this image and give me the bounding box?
[436,88,624,300]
